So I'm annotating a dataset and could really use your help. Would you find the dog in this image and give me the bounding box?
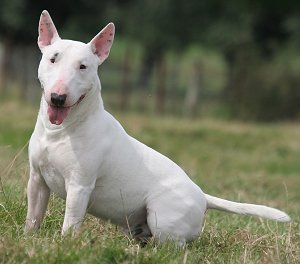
[26,10,290,245]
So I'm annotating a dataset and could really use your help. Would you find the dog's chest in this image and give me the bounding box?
[37,135,76,198]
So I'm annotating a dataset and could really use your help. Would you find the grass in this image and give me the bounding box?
[0,99,299,263]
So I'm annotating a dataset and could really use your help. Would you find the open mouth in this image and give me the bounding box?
[47,95,85,125]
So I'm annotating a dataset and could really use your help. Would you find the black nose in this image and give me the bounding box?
[51,93,67,107]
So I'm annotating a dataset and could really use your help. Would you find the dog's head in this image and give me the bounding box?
[37,10,114,125]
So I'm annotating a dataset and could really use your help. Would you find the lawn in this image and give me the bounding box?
[0,100,299,263]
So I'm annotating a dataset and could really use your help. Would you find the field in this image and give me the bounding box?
[0,100,299,263]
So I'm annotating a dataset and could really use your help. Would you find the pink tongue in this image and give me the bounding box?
[47,105,71,125]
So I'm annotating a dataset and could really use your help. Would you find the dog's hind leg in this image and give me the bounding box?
[146,196,206,245]
[131,223,153,245]
[121,222,152,246]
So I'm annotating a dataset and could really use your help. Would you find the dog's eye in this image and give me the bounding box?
[50,53,59,64]
[80,64,87,70]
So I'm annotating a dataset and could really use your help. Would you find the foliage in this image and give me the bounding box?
[2,1,300,120]
[225,43,300,120]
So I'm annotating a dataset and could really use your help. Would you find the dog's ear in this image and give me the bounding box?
[89,23,115,65]
[38,10,60,51]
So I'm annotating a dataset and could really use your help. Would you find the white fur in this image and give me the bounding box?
[26,10,290,244]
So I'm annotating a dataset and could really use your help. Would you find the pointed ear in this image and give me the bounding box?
[89,23,115,65]
[38,10,60,51]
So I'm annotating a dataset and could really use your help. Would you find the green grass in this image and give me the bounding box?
[0,100,299,263]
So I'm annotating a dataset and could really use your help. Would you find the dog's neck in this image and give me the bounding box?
[39,82,104,131]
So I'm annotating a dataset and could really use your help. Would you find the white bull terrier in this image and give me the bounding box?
[26,10,290,245]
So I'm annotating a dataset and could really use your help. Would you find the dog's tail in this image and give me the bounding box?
[205,194,290,222]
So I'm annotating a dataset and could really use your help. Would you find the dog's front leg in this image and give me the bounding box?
[25,169,50,231]
[62,182,94,235]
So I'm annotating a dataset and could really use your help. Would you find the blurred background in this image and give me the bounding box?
[1,0,300,121]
